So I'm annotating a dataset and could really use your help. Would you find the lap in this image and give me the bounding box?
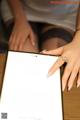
[39,23,74,50]
[5,21,74,51]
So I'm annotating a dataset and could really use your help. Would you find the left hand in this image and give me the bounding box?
[9,19,36,51]
[42,31,80,91]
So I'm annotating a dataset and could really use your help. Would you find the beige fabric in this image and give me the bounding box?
[1,0,80,31]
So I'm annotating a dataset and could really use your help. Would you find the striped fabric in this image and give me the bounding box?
[1,0,80,31]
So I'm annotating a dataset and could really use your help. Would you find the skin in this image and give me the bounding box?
[7,0,80,91]
[43,30,80,91]
[42,3,80,91]
[7,0,37,51]
[9,18,36,51]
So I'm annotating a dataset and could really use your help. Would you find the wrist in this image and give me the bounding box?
[73,30,80,43]
[75,28,80,33]
[15,14,26,21]
[15,14,27,24]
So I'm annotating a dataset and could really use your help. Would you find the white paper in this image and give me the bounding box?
[0,51,63,120]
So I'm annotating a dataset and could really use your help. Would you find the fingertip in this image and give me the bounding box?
[18,44,23,51]
[32,40,35,46]
[68,84,72,91]
[62,81,66,92]
[68,79,74,91]
[41,50,47,53]
[30,34,36,46]
[77,81,80,88]
[47,73,50,78]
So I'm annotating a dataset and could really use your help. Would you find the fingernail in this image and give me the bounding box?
[68,85,72,91]
[47,72,52,78]
[47,74,50,78]
[77,82,80,88]
[47,73,51,78]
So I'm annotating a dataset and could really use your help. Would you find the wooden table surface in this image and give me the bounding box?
[0,53,80,120]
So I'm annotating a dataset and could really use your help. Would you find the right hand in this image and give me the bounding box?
[9,18,36,51]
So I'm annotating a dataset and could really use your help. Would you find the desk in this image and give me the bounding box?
[0,53,6,95]
[0,53,80,120]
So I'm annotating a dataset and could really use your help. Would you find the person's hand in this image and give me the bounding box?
[9,18,36,51]
[42,32,80,91]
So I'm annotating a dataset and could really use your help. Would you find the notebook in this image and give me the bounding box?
[0,51,63,120]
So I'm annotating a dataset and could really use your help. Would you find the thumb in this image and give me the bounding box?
[42,46,64,55]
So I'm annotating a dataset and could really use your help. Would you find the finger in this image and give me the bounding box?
[62,63,73,91]
[13,39,19,51]
[42,46,64,55]
[77,70,80,88]
[48,56,65,77]
[9,32,16,50]
[41,50,47,53]
[9,27,17,49]
[9,31,14,45]
[18,37,27,51]
[13,33,21,51]
[30,31,35,46]
[68,64,79,91]
[18,31,30,50]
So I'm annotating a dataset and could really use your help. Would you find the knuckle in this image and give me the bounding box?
[73,68,78,73]
[66,67,71,72]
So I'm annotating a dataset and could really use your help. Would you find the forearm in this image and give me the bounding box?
[76,4,80,30]
[7,0,27,21]
[73,4,80,43]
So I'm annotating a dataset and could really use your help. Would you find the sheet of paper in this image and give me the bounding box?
[0,51,63,120]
